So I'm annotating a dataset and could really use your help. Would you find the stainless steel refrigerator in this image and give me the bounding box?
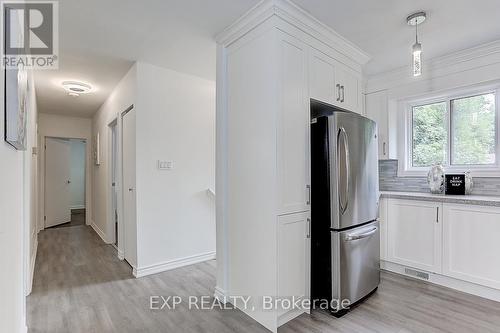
[311,100,380,315]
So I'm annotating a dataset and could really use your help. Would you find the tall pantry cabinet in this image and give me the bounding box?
[215,1,370,332]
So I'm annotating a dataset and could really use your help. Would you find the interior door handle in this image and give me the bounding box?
[338,127,349,215]
[128,188,135,192]
[345,227,378,241]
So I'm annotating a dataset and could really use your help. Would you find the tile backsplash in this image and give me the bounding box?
[379,159,500,196]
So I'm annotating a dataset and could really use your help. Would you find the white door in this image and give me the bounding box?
[365,90,389,159]
[122,109,137,267]
[110,122,118,246]
[277,212,310,322]
[309,48,337,105]
[277,31,310,215]
[387,199,442,273]
[45,137,71,227]
[335,64,361,113]
[442,204,500,289]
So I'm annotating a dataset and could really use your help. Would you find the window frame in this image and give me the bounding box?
[399,84,500,177]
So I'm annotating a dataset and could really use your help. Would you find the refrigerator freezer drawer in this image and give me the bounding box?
[332,221,380,309]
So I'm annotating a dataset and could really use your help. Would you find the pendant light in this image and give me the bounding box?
[407,12,426,77]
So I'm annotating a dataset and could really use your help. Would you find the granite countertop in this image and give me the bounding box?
[380,191,500,207]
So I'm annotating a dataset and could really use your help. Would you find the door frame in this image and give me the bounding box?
[42,136,88,229]
[107,104,134,261]
[107,116,124,259]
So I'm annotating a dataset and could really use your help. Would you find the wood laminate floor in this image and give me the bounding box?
[28,225,500,333]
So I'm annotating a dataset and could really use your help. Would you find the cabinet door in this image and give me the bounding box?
[277,212,310,319]
[309,48,337,105]
[365,90,389,159]
[387,199,442,273]
[379,198,388,261]
[277,31,310,215]
[443,204,500,289]
[336,64,361,113]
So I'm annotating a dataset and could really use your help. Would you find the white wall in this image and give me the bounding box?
[37,113,92,231]
[0,69,38,332]
[69,139,86,209]
[91,61,216,275]
[134,62,216,273]
[92,64,136,249]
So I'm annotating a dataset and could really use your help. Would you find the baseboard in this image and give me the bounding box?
[134,251,216,278]
[70,205,85,210]
[90,220,109,244]
[26,236,38,296]
[214,286,228,303]
[278,308,306,327]
[20,316,28,333]
[381,260,500,302]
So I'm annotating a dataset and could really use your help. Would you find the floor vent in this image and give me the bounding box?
[404,268,429,280]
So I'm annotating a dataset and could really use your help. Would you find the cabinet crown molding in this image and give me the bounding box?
[215,0,370,66]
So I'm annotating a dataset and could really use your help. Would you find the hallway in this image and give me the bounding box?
[26,226,265,333]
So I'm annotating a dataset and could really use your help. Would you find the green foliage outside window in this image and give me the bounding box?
[411,93,496,168]
[412,102,447,167]
[451,94,495,165]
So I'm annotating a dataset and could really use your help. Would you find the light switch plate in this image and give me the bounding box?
[157,160,173,170]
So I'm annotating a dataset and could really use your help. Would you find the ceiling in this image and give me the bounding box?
[294,0,500,76]
[36,0,500,117]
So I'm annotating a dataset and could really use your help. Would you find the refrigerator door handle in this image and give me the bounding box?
[338,127,350,215]
[345,227,378,241]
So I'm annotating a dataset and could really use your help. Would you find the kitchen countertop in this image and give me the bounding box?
[380,191,500,207]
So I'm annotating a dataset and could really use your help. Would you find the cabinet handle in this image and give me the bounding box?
[436,207,439,223]
[341,85,345,103]
[336,84,341,101]
[306,184,311,205]
[383,142,386,156]
[307,218,311,238]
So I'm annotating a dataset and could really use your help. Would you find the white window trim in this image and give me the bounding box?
[398,83,500,178]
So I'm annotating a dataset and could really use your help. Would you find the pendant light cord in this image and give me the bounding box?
[415,19,419,43]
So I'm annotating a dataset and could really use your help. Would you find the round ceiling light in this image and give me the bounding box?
[62,81,93,96]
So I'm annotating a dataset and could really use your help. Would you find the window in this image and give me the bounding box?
[405,88,499,176]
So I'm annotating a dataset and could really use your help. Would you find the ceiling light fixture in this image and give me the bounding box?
[407,11,426,77]
[62,81,93,97]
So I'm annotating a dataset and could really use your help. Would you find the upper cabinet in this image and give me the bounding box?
[365,90,389,159]
[309,48,362,114]
[335,64,362,113]
[309,49,336,105]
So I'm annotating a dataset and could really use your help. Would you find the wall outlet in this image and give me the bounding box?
[157,160,173,170]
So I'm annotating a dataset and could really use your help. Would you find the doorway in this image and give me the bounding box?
[122,106,137,268]
[109,120,118,247]
[44,137,87,228]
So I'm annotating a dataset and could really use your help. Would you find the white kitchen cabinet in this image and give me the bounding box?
[309,48,336,105]
[379,198,388,261]
[277,32,310,215]
[309,48,362,113]
[277,212,311,324]
[387,199,442,273]
[335,64,362,113]
[442,204,500,290]
[365,90,389,159]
